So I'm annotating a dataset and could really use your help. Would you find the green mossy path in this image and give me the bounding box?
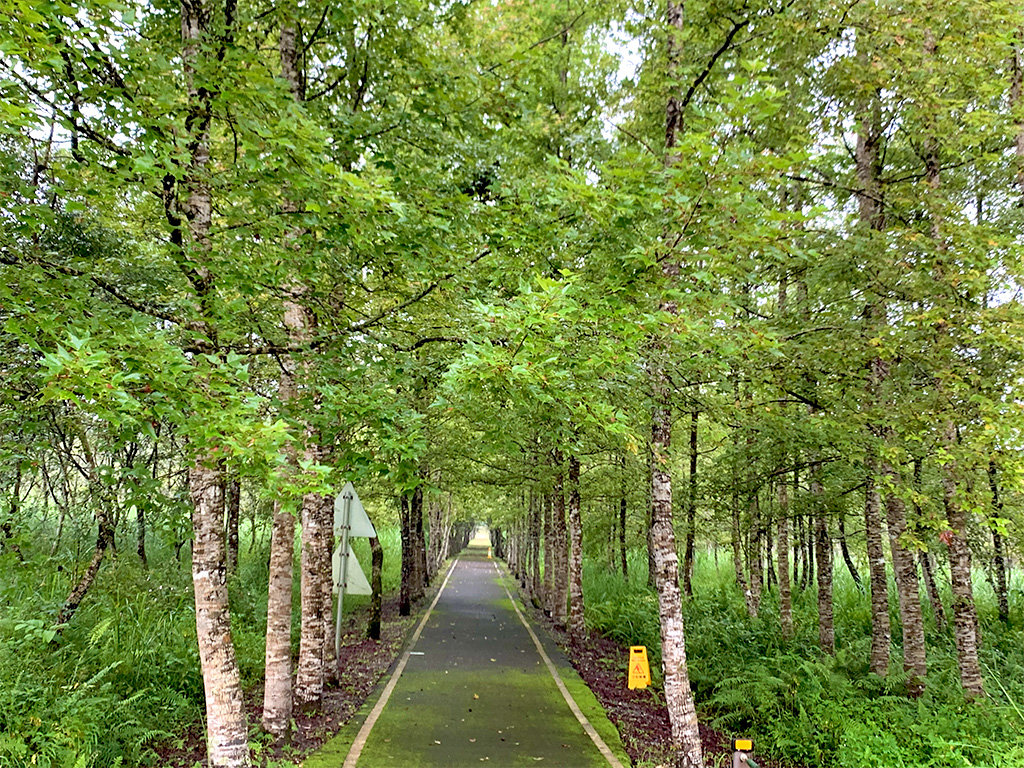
[307,538,628,768]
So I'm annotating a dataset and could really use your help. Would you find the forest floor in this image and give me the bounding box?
[157,594,415,767]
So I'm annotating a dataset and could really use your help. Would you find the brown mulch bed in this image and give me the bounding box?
[157,594,415,767]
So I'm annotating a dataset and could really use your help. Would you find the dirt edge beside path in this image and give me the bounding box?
[157,591,425,767]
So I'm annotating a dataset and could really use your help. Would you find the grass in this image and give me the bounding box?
[0,524,403,768]
[583,549,1024,767]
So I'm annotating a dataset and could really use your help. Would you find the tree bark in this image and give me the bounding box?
[942,424,984,697]
[529,488,542,601]
[745,492,763,619]
[412,482,428,592]
[400,493,414,616]
[987,460,1010,623]
[543,492,554,612]
[837,513,862,590]
[682,410,698,597]
[924,26,983,698]
[651,393,703,767]
[619,456,628,580]
[549,449,568,628]
[262,499,294,739]
[225,474,241,575]
[777,477,792,640]
[368,534,384,640]
[294,489,330,705]
[812,468,834,656]
[864,469,890,674]
[648,0,705,756]
[567,454,585,642]
[190,461,251,768]
[58,425,115,627]
[884,479,927,694]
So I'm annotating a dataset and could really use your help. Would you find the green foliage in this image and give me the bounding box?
[0,556,196,767]
[0,521,406,768]
[584,550,1024,767]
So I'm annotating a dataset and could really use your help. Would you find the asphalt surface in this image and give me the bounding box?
[338,537,626,768]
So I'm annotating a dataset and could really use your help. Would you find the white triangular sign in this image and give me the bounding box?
[334,482,377,539]
[332,544,373,596]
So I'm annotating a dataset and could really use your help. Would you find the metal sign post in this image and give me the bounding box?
[332,482,376,658]
[335,488,353,658]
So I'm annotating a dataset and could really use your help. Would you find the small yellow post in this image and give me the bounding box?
[628,646,651,689]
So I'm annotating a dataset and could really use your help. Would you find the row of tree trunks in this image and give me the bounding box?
[681,411,698,596]
[567,455,585,642]
[548,449,568,626]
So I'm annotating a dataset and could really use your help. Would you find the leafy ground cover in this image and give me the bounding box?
[0,527,404,768]
[582,551,1024,768]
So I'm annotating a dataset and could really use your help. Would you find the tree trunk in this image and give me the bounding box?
[837,513,863,590]
[368,534,384,640]
[294,489,330,706]
[648,0,705,754]
[225,474,241,575]
[731,499,746,592]
[884,478,927,694]
[138,439,156,568]
[543,493,554,613]
[651,397,703,767]
[683,410,698,597]
[777,477,792,640]
[427,483,444,583]
[745,492,762,619]
[942,424,984,697]
[812,468,834,656]
[864,469,890,674]
[400,494,414,616]
[262,499,294,739]
[920,551,945,631]
[190,460,251,768]
[619,456,628,581]
[549,449,568,628]
[412,481,428,594]
[987,460,1010,623]
[321,495,337,686]
[529,488,542,601]
[567,454,585,643]
[58,427,114,627]
[794,506,804,591]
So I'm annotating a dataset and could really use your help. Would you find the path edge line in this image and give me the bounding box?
[342,557,460,768]
[494,562,626,768]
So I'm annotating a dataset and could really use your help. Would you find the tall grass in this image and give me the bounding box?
[0,523,404,768]
[583,548,1024,767]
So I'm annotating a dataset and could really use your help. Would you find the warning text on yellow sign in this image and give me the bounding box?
[628,645,650,689]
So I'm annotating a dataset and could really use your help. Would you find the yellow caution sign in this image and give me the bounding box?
[628,646,651,689]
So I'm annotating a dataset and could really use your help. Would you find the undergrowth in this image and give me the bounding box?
[584,550,1024,767]
[0,525,402,768]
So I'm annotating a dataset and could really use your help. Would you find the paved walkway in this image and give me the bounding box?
[316,536,627,768]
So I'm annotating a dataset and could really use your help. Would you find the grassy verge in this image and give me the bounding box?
[0,526,403,768]
[583,550,1024,768]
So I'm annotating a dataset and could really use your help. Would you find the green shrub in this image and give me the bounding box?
[582,548,1024,768]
